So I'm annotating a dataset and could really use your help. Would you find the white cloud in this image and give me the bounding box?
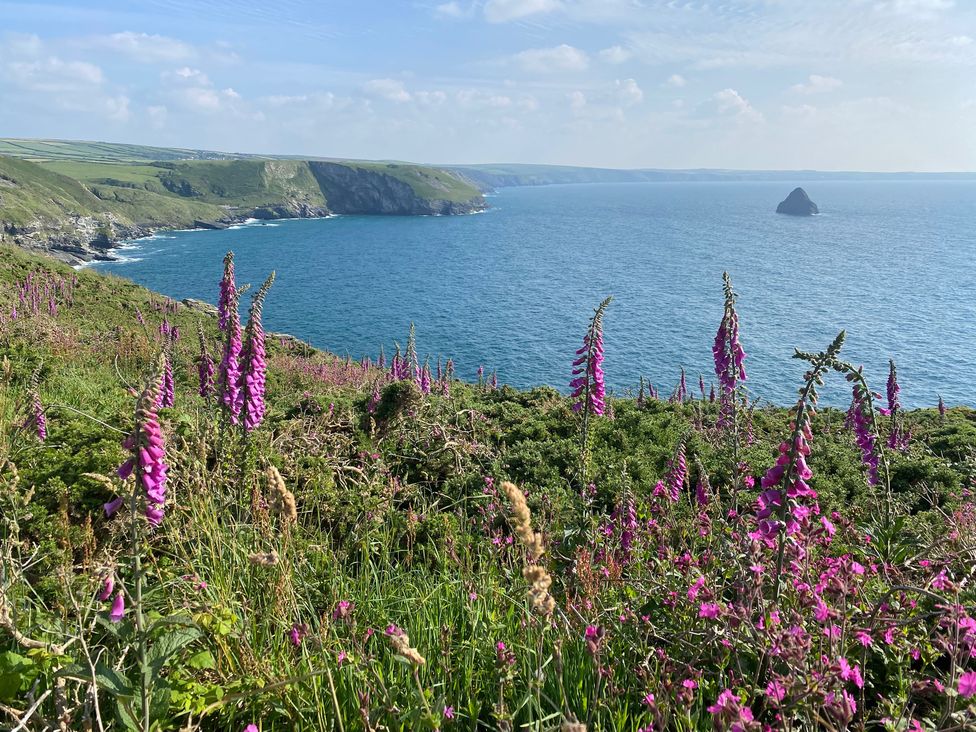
[568,90,587,111]
[484,0,562,23]
[7,57,104,91]
[614,78,643,105]
[790,74,843,94]
[878,0,953,16]
[434,2,466,19]
[714,88,764,123]
[598,45,632,64]
[89,31,194,63]
[665,74,686,88]
[514,44,589,72]
[363,78,412,103]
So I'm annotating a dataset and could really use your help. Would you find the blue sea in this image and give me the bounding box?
[93,181,976,408]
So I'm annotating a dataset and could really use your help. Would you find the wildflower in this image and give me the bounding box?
[938,395,946,417]
[838,657,864,688]
[109,592,125,623]
[707,689,757,731]
[766,679,786,703]
[244,725,258,732]
[24,366,46,441]
[217,286,244,423]
[848,380,880,486]
[570,296,611,417]
[288,623,308,646]
[443,706,455,720]
[712,272,747,427]
[367,380,381,414]
[332,600,353,621]
[217,251,236,331]
[156,353,174,409]
[104,496,124,517]
[239,272,275,432]
[98,575,114,601]
[196,324,215,398]
[116,354,168,526]
[584,624,605,655]
[699,602,721,619]
[958,671,976,698]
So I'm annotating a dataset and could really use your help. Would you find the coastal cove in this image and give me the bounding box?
[94,179,976,408]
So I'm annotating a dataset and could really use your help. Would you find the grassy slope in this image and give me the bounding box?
[1,245,975,730]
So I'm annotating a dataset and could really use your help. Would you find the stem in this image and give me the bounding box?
[129,422,150,732]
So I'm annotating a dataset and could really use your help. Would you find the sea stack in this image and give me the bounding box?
[776,187,818,216]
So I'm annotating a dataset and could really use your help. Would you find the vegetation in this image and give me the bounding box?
[1,244,975,731]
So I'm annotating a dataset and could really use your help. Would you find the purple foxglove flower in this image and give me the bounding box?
[98,575,114,601]
[239,272,275,432]
[117,354,169,526]
[217,251,236,331]
[156,354,175,409]
[377,346,386,370]
[109,591,126,623]
[938,395,946,417]
[368,380,381,414]
[664,440,687,502]
[420,362,432,395]
[849,382,880,486]
[24,368,46,441]
[570,296,611,418]
[712,273,747,428]
[218,294,244,423]
[104,496,125,517]
[197,325,215,398]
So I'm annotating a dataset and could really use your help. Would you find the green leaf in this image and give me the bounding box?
[185,650,216,670]
[57,662,133,698]
[145,626,202,682]
[149,681,172,722]
[0,651,31,702]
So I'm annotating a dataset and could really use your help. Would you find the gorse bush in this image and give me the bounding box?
[0,245,975,731]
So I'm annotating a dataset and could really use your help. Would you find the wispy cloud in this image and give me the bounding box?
[484,0,562,23]
[513,44,589,72]
[791,74,843,94]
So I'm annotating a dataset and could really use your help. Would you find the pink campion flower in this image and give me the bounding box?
[217,251,236,331]
[688,576,706,601]
[838,657,864,689]
[855,630,873,646]
[570,296,612,418]
[443,706,455,720]
[115,355,169,527]
[332,600,353,621]
[699,602,721,619]
[765,679,786,703]
[244,725,259,732]
[239,272,275,432]
[958,671,976,697]
[109,592,125,623]
[288,624,308,646]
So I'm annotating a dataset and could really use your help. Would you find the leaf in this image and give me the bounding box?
[185,650,216,670]
[57,662,133,698]
[145,626,202,682]
[150,680,172,721]
[116,697,141,732]
[0,651,31,702]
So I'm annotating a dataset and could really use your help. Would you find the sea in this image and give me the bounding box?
[92,180,976,408]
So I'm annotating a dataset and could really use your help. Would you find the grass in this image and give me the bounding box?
[0,245,974,730]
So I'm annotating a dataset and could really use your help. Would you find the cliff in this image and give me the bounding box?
[0,152,486,264]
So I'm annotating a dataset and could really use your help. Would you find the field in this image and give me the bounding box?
[0,245,975,731]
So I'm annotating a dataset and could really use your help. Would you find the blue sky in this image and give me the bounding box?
[1,0,974,170]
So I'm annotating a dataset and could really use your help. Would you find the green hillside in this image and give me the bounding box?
[0,142,486,263]
[1,245,974,730]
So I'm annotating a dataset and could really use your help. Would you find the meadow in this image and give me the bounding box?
[1,244,975,731]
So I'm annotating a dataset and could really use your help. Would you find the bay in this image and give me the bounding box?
[94,180,976,408]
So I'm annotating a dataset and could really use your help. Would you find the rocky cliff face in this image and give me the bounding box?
[309,162,485,216]
[1,214,151,266]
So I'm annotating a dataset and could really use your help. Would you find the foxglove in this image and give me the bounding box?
[239,272,275,432]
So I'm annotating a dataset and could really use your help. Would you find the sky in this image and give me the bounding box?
[0,0,974,170]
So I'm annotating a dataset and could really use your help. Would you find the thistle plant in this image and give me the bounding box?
[239,272,275,432]
[571,296,611,477]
